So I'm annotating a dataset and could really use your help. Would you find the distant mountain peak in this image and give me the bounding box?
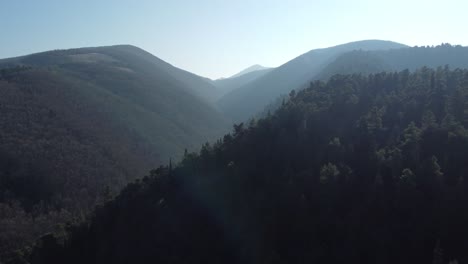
[229,64,271,79]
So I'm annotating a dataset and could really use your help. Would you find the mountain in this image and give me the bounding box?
[29,67,468,264]
[316,43,468,80]
[0,44,230,207]
[0,45,222,103]
[256,44,468,120]
[217,40,408,122]
[212,68,273,99]
[229,64,271,78]
[0,45,229,258]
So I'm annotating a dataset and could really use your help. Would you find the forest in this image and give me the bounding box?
[0,46,229,261]
[19,67,468,264]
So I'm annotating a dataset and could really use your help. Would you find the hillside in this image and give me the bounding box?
[212,68,273,99]
[257,44,468,120]
[1,45,221,103]
[29,67,468,264]
[0,46,229,259]
[217,40,408,122]
[229,64,271,78]
[317,44,468,80]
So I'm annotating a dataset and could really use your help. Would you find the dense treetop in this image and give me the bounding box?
[0,46,229,260]
[218,43,468,123]
[29,67,468,264]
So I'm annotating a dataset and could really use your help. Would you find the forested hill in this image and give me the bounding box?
[218,43,468,124]
[217,40,407,122]
[0,46,229,260]
[260,44,468,120]
[30,67,468,264]
[0,45,221,102]
[316,44,468,80]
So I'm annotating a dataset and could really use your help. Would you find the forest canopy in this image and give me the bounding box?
[28,67,468,264]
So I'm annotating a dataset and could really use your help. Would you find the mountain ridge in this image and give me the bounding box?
[217,40,408,122]
[229,64,271,79]
[1,44,223,103]
[0,44,230,258]
[212,67,273,99]
[28,67,468,264]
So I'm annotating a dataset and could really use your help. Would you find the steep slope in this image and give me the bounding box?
[105,46,223,102]
[217,40,408,122]
[229,64,271,78]
[212,68,273,98]
[317,44,468,80]
[260,44,468,120]
[29,68,468,264]
[0,45,230,255]
[1,45,221,103]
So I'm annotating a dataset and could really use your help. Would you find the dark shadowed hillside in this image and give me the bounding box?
[217,40,408,122]
[0,46,229,259]
[29,67,468,264]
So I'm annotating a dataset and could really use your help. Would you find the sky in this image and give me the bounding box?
[1,0,467,79]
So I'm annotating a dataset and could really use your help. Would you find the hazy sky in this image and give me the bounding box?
[1,0,467,79]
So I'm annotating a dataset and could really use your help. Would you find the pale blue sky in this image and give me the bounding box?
[1,0,467,79]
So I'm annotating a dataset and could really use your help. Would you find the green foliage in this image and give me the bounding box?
[317,44,468,81]
[400,168,416,185]
[319,163,339,184]
[0,46,229,260]
[218,40,407,122]
[219,42,468,123]
[431,156,444,178]
[22,68,468,263]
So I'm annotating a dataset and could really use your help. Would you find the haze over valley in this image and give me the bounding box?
[1,1,468,263]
